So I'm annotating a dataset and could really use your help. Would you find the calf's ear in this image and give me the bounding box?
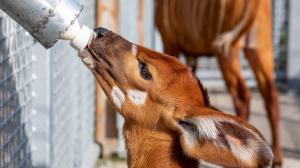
[176,107,273,168]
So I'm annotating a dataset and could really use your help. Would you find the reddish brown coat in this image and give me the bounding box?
[155,0,282,166]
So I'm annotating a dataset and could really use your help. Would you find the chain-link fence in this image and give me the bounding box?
[49,1,98,167]
[0,10,35,168]
[273,0,289,82]
[0,0,99,168]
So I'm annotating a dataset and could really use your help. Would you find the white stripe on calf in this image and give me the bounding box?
[127,90,147,105]
[182,128,198,149]
[226,136,255,165]
[82,54,95,69]
[189,117,219,139]
[111,86,125,109]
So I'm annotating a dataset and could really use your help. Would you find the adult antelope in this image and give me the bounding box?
[80,27,273,168]
[155,0,282,166]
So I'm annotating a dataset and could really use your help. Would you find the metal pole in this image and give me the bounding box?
[0,0,83,48]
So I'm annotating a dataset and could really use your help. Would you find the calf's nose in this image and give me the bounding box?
[94,27,110,38]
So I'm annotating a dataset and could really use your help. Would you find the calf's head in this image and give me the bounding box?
[79,27,273,167]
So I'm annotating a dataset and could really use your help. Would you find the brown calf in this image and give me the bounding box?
[155,0,282,166]
[79,28,273,168]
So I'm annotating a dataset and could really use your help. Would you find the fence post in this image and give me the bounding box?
[30,43,52,167]
[95,0,120,157]
[138,0,145,45]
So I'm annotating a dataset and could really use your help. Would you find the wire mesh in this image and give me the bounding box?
[48,0,96,167]
[0,11,35,168]
[273,0,288,81]
[0,0,98,167]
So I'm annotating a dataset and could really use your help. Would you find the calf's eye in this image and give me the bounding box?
[138,61,152,80]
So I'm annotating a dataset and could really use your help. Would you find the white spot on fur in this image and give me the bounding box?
[82,55,95,69]
[131,44,137,56]
[111,86,125,109]
[181,116,272,166]
[213,32,234,56]
[182,116,262,141]
[188,117,219,139]
[200,160,223,168]
[213,2,254,57]
[127,90,147,105]
[227,137,255,165]
[182,128,197,149]
[179,117,219,151]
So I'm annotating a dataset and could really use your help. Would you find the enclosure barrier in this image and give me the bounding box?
[0,0,99,167]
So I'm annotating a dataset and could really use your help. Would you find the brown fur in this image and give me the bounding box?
[155,0,282,166]
[79,29,273,168]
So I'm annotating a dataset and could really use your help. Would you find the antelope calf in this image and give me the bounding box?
[80,28,273,168]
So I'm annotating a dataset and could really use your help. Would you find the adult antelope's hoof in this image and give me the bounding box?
[272,161,282,168]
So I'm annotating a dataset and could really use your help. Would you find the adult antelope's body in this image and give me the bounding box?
[80,28,273,168]
[155,0,282,166]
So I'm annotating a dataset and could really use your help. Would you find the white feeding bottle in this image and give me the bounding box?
[0,0,94,51]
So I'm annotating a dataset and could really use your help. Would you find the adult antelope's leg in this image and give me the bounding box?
[217,45,251,120]
[244,47,282,167]
[186,56,197,73]
[163,42,180,58]
[163,44,198,73]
